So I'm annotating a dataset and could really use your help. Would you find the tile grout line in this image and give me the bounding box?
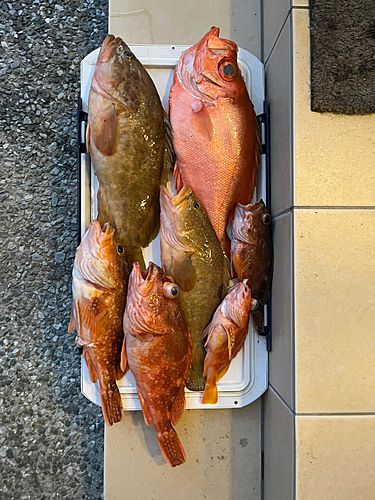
[264,8,292,66]
[296,412,375,417]
[272,205,375,221]
[264,5,309,66]
[269,384,295,414]
[290,11,296,499]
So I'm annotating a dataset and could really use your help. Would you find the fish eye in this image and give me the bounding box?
[193,202,200,210]
[218,58,238,81]
[263,214,271,225]
[223,64,234,76]
[117,245,124,254]
[163,282,179,299]
[124,50,133,59]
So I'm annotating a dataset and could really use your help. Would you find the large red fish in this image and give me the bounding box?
[121,262,192,467]
[69,221,128,426]
[168,27,260,257]
[202,282,256,404]
[231,200,273,333]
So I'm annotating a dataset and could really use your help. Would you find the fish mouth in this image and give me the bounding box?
[206,28,237,53]
[160,185,191,215]
[172,185,192,209]
[133,261,160,296]
[98,34,129,63]
[86,220,114,247]
[236,199,266,215]
[98,222,115,245]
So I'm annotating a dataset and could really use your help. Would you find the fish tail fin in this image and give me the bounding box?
[156,425,186,467]
[201,376,218,405]
[100,379,123,426]
[252,305,264,334]
[186,360,206,392]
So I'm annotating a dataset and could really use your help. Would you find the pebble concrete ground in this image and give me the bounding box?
[0,1,108,498]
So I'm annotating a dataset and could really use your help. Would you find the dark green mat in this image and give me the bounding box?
[310,0,375,115]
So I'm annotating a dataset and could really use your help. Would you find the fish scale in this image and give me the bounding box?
[160,186,230,391]
[169,27,260,258]
[122,262,192,467]
[87,35,173,270]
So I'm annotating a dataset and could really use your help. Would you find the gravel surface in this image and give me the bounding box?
[0,1,108,498]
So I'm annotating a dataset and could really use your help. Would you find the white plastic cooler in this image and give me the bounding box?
[79,44,268,410]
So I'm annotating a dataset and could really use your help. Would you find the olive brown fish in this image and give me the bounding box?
[87,34,173,270]
[160,185,230,391]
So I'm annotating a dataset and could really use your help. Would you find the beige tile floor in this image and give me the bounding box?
[293,9,375,207]
[105,2,263,499]
[105,402,261,500]
[296,415,375,500]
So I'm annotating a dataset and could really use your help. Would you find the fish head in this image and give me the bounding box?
[178,27,245,101]
[92,35,151,109]
[232,200,271,244]
[126,262,185,336]
[223,281,252,329]
[75,220,128,288]
[160,185,206,237]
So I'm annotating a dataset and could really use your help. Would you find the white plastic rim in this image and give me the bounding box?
[80,44,268,410]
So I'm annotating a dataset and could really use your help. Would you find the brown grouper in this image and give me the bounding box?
[87,34,173,270]
[159,185,230,391]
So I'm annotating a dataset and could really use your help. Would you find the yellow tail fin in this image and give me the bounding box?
[201,380,218,404]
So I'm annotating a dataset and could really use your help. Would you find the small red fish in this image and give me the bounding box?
[168,27,260,257]
[231,200,273,333]
[69,220,128,426]
[122,262,192,467]
[202,282,257,404]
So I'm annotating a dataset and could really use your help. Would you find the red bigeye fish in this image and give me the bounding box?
[121,262,192,467]
[168,27,260,257]
[231,200,273,333]
[69,220,128,426]
[86,34,173,270]
[202,282,257,404]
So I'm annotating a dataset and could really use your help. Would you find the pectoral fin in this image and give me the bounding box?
[160,237,196,292]
[170,385,186,426]
[191,98,213,141]
[90,96,118,156]
[120,336,127,373]
[68,302,77,333]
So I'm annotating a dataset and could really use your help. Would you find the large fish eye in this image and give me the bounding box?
[124,50,134,59]
[163,282,179,299]
[193,201,200,210]
[263,214,271,225]
[117,245,124,254]
[218,58,238,81]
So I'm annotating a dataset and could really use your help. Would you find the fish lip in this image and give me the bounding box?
[98,34,128,63]
[172,185,191,209]
[234,200,266,224]
[236,199,266,214]
[160,185,191,216]
[98,221,115,246]
[133,261,159,295]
